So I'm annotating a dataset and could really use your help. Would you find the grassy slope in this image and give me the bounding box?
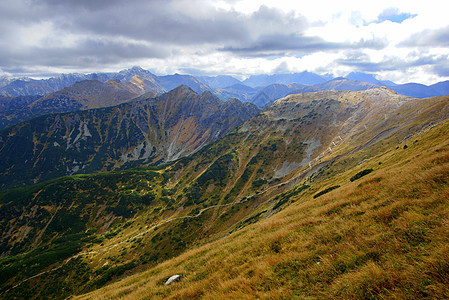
[2,91,449,299]
[76,117,449,299]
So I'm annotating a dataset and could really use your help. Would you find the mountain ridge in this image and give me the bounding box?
[2,68,449,104]
[0,77,159,130]
[0,85,260,189]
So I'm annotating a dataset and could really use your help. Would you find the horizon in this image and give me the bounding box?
[1,66,447,87]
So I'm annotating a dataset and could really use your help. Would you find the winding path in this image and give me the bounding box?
[2,196,254,295]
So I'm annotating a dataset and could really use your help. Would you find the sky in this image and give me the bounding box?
[0,0,448,85]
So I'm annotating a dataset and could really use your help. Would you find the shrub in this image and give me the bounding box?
[252,178,267,188]
[350,169,373,182]
[313,185,340,199]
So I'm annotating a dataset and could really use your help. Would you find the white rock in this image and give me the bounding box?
[165,274,181,285]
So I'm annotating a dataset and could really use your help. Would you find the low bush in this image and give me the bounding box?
[350,169,373,182]
[313,185,340,199]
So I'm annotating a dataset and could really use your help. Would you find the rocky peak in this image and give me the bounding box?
[115,66,158,82]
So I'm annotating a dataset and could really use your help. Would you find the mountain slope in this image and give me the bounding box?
[0,74,105,97]
[71,89,449,299]
[76,116,449,299]
[0,79,149,130]
[430,80,449,95]
[0,95,42,129]
[30,79,140,112]
[345,71,396,86]
[2,88,449,299]
[156,74,213,94]
[197,75,241,88]
[109,66,160,83]
[215,84,260,102]
[315,77,382,91]
[250,83,308,107]
[0,85,260,189]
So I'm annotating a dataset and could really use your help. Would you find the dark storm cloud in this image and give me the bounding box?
[0,0,246,71]
[0,38,167,69]
[29,0,258,45]
[33,0,125,10]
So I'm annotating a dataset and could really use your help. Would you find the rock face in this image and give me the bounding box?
[0,85,260,189]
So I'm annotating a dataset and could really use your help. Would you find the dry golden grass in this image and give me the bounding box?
[75,119,449,299]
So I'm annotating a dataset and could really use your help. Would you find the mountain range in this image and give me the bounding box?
[1,61,449,300]
[0,85,259,189]
[0,76,162,130]
[1,80,449,298]
[2,67,449,109]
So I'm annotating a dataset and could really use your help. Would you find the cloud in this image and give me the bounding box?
[0,37,168,70]
[0,0,448,85]
[336,50,449,76]
[273,61,291,73]
[220,34,388,57]
[400,25,449,47]
[0,1,311,70]
[220,34,340,56]
[433,65,449,77]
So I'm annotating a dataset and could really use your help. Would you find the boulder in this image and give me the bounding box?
[165,274,181,285]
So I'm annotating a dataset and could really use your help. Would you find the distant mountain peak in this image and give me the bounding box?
[166,84,197,99]
[314,77,382,92]
[129,66,145,71]
[173,84,194,92]
[225,97,242,105]
[200,90,216,98]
